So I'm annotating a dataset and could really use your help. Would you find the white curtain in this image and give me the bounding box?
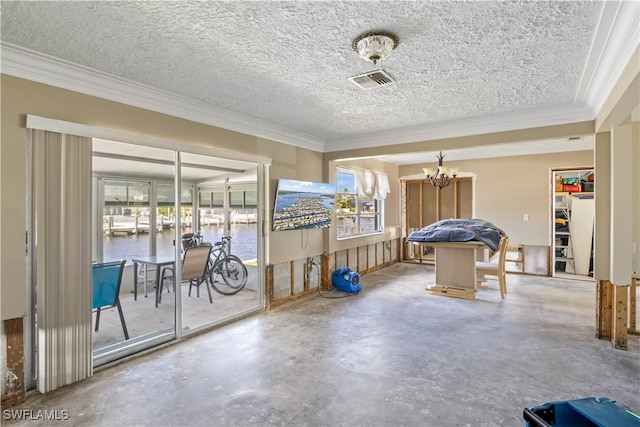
[375,173,390,200]
[354,169,390,200]
[33,130,93,392]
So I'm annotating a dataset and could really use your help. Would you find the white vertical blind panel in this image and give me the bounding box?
[35,131,92,393]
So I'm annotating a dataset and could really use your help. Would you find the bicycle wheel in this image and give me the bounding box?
[205,257,215,285]
[209,255,248,295]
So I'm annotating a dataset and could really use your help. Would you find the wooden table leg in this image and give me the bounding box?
[435,246,477,289]
[429,245,479,299]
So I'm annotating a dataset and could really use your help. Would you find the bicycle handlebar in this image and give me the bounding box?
[182,231,231,245]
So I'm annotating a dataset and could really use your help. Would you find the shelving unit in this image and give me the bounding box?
[554,194,575,273]
[552,168,594,277]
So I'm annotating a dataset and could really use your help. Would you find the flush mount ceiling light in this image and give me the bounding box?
[352,31,399,65]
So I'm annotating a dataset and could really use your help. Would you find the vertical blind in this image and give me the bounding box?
[33,130,92,392]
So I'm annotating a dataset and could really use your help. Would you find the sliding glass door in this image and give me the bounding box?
[183,177,260,332]
[91,139,262,365]
[92,142,178,363]
[25,118,267,393]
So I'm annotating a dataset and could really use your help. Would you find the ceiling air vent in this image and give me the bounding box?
[348,70,395,90]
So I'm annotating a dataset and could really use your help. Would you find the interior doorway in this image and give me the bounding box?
[551,167,595,279]
[401,177,474,263]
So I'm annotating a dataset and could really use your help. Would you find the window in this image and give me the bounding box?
[228,191,242,208]
[102,180,153,263]
[199,190,256,208]
[104,181,150,211]
[243,190,257,208]
[335,168,385,238]
[101,180,195,263]
[157,184,193,206]
[199,191,224,208]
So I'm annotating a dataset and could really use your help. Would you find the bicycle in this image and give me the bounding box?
[181,232,248,295]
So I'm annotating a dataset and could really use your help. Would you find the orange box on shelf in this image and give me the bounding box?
[555,176,563,192]
[563,184,582,192]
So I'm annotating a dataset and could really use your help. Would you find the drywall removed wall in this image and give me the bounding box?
[266,238,399,309]
[398,150,594,247]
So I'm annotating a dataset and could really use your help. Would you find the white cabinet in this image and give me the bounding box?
[570,196,595,275]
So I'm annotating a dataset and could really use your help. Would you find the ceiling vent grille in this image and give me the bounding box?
[348,70,395,89]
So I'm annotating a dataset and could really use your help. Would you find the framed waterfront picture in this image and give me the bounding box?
[272,179,336,231]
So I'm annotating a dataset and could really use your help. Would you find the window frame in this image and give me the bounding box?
[335,167,384,239]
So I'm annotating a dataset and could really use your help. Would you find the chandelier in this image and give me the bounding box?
[352,31,399,65]
[422,151,458,189]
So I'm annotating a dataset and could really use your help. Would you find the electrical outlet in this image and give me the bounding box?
[307,259,316,271]
[523,214,529,221]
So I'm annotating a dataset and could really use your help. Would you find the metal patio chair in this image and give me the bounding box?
[92,260,129,340]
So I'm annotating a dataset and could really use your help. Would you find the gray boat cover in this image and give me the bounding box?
[406,219,505,251]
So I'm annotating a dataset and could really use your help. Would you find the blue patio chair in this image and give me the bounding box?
[92,260,129,340]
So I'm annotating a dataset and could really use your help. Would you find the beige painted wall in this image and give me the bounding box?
[2,52,637,321]
[0,76,325,319]
[634,120,640,277]
[267,146,327,265]
[324,122,595,163]
[399,151,594,246]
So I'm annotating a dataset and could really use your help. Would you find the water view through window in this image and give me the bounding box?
[103,223,257,263]
[92,139,262,364]
[336,169,383,238]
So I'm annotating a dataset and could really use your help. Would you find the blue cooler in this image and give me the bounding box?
[524,397,640,426]
[331,268,361,293]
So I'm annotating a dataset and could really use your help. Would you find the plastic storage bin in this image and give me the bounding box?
[562,184,582,192]
[523,397,640,426]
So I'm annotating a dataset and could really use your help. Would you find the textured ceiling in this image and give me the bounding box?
[1,1,636,163]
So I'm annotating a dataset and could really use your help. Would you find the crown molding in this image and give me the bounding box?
[576,0,640,115]
[326,1,640,153]
[323,104,593,152]
[3,0,637,157]
[0,43,325,152]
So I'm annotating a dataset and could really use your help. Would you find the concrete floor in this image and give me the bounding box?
[6,262,640,426]
[92,265,260,350]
